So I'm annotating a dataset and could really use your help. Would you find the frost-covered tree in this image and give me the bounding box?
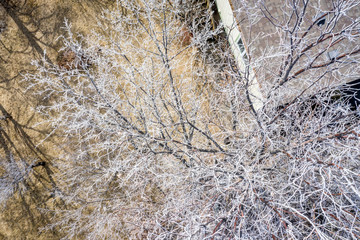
[23,0,360,239]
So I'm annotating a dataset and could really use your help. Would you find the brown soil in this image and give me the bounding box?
[0,0,115,238]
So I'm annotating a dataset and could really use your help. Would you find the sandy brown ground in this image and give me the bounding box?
[0,1,115,238]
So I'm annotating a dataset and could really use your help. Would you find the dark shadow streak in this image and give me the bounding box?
[0,0,53,64]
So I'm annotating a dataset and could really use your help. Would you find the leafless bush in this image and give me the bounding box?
[22,0,360,239]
